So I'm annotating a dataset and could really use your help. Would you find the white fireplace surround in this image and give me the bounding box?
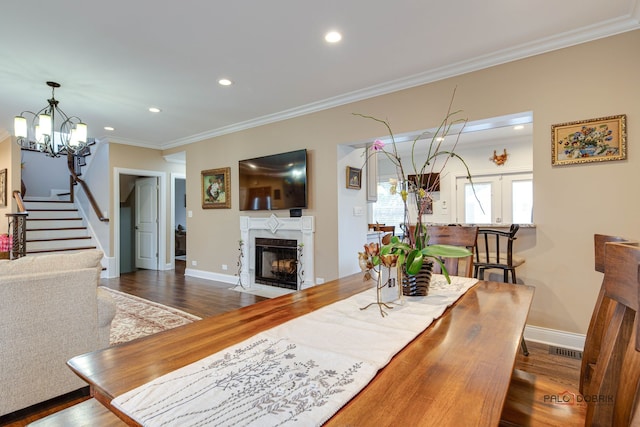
[240,215,315,290]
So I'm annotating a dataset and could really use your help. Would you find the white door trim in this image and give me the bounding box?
[113,167,167,278]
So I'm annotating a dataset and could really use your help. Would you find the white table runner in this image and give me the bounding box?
[112,275,478,426]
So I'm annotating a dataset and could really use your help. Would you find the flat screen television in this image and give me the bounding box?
[238,149,308,211]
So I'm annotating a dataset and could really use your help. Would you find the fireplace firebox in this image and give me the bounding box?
[254,238,298,290]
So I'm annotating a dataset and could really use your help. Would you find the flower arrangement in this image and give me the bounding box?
[356,90,477,282]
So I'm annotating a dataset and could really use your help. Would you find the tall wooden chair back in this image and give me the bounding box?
[425,225,478,278]
[502,240,640,426]
[581,235,638,395]
[584,242,640,425]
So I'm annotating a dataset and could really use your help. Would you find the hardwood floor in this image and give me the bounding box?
[1,263,581,426]
[99,260,268,319]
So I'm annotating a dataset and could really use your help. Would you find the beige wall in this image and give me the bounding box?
[167,30,640,335]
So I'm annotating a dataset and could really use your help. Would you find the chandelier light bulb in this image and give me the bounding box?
[76,122,88,143]
[69,128,79,147]
[39,113,52,136]
[14,116,27,138]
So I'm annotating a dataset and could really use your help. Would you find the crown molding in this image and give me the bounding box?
[154,15,638,150]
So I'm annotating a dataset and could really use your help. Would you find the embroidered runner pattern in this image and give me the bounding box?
[113,275,478,426]
[113,337,375,426]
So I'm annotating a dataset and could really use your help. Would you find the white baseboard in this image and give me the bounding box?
[185,268,237,285]
[101,255,116,278]
[524,325,585,351]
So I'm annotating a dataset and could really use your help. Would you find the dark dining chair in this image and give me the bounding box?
[501,237,640,426]
[474,224,524,283]
[376,225,395,235]
[424,225,478,278]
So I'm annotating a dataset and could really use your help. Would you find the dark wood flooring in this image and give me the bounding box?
[1,262,581,426]
[100,260,268,319]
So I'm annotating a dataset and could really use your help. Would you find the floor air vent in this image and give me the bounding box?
[549,346,583,360]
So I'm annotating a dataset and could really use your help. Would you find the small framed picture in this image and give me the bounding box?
[0,169,6,207]
[551,114,627,166]
[346,166,362,189]
[201,167,231,209]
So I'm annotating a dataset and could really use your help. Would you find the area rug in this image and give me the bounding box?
[101,287,201,346]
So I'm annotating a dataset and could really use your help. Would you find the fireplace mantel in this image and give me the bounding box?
[239,215,315,290]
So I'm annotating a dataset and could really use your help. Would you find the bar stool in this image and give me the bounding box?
[474,224,528,355]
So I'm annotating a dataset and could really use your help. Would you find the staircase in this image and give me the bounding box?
[24,199,97,255]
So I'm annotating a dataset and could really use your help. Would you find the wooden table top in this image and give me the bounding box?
[68,274,534,426]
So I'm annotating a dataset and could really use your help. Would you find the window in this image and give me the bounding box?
[370,180,405,231]
[456,172,533,224]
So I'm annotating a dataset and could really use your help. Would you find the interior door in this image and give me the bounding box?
[135,177,159,270]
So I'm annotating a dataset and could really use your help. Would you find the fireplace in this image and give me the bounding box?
[239,215,315,290]
[254,238,298,289]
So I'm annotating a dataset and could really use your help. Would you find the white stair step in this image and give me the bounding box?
[27,237,93,251]
[26,209,80,219]
[27,218,85,229]
[27,228,89,240]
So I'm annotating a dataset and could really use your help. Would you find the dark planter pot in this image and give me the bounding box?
[401,260,433,296]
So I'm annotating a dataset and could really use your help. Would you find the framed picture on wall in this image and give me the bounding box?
[201,167,231,209]
[551,114,627,166]
[0,169,6,207]
[346,166,361,189]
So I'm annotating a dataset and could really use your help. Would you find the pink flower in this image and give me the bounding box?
[372,139,385,151]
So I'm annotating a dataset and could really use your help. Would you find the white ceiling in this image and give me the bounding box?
[1,1,638,150]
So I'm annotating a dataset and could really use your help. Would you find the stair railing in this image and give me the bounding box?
[6,190,28,259]
[67,152,109,222]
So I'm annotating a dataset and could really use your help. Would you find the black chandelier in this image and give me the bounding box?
[14,81,88,157]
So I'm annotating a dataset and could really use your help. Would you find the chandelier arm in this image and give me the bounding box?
[53,104,71,123]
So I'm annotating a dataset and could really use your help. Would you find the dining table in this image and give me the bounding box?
[68,273,534,426]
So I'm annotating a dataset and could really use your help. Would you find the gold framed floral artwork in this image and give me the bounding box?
[346,166,361,189]
[201,167,231,209]
[551,114,627,166]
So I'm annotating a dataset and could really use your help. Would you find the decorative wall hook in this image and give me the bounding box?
[490,149,508,166]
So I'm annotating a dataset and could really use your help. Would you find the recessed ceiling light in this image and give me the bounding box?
[325,31,342,43]
[104,126,115,131]
[514,125,524,130]
[149,107,161,113]
[218,78,233,86]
